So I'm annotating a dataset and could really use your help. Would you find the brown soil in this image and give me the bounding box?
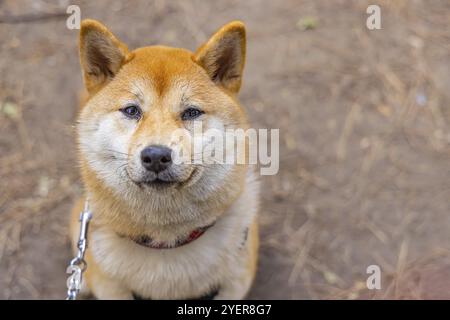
[0,0,449,299]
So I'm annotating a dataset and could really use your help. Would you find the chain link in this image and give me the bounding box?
[66,200,92,300]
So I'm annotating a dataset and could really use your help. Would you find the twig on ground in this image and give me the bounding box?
[0,12,67,24]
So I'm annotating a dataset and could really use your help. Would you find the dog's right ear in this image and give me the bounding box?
[79,19,130,94]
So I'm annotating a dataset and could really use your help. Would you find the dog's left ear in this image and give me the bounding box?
[195,21,246,94]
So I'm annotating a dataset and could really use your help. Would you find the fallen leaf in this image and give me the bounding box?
[377,104,392,118]
[297,17,319,31]
[1,101,20,120]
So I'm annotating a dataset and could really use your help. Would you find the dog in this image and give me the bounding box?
[70,19,259,299]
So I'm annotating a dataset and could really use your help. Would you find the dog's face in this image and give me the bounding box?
[77,20,248,207]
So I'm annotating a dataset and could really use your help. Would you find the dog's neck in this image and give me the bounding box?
[118,222,216,249]
[87,195,220,244]
[83,182,223,244]
[81,165,245,243]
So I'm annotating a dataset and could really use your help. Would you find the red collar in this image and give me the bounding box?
[128,223,214,249]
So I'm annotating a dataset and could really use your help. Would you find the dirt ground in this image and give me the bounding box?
[0,0,449,299]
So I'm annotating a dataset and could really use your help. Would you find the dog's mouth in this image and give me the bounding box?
[142,178,177,188]
[129,168,198,191]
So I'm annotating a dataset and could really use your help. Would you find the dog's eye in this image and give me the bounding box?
[181,107,204,121]
[120,105,142,120]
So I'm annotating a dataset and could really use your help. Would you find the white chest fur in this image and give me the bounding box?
[89,170,258,299]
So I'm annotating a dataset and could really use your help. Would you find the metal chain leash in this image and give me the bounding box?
[66,200,92,300]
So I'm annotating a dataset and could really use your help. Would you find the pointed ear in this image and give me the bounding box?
[194,21,246,94]
[79,19,130,94]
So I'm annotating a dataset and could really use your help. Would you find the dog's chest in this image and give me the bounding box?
[89,218,246,299]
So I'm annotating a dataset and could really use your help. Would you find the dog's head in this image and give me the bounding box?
[77,20,248,216]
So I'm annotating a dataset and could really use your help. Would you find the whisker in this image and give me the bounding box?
[105,148,130,157]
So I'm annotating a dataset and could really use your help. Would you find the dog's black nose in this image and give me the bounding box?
[140,145,172,173]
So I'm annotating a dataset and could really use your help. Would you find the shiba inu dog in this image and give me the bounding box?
[70,19,259,299]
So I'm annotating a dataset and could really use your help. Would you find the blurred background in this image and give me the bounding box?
[0,0,449,299]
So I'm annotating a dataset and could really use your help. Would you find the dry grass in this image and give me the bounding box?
[0,0,449,299]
